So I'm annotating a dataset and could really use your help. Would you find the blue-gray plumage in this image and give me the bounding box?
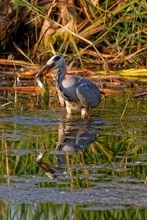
[36,55,101,118]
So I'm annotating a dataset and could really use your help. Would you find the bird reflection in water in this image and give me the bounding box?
[35,117,103,178]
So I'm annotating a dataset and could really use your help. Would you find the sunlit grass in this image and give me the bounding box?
[1,0,146,70]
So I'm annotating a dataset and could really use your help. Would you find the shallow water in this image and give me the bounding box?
[0,93,147,220]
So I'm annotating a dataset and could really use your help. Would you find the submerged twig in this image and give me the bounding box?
[132,92,147,99]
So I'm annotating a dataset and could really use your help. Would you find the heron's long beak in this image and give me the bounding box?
[35,62,54,90]
[35,63,54,78]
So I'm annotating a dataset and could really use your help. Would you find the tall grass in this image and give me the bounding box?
[0,0,147,69]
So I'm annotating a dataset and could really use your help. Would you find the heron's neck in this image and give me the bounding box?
[56,67,66,91]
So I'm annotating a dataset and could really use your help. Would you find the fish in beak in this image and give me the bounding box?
[35,60,55,90]
[36,61,55,78]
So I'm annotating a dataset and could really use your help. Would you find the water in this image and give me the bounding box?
[0,93,147,220]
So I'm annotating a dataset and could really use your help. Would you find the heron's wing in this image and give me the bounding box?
[76,82,101,108]
[62,76,80,102]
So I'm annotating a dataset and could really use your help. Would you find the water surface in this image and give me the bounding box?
[0,93,147,219]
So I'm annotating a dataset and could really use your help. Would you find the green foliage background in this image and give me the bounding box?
[0,0,147,69]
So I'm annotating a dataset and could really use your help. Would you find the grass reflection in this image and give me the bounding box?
[1,202,147,220]
[0,110,146,184]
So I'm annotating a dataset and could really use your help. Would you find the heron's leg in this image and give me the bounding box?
[81,108,90,119]
[65,103,73,115]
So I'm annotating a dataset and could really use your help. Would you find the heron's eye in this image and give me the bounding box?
[53,56,61,61]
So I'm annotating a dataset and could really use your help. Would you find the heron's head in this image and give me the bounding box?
[35,55,65,78]
[35,55,66,90]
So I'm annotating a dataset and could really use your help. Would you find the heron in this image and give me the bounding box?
[36,55,101,118]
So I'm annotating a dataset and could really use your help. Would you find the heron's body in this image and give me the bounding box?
[56,75,101,116]
[36,55,101,118]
